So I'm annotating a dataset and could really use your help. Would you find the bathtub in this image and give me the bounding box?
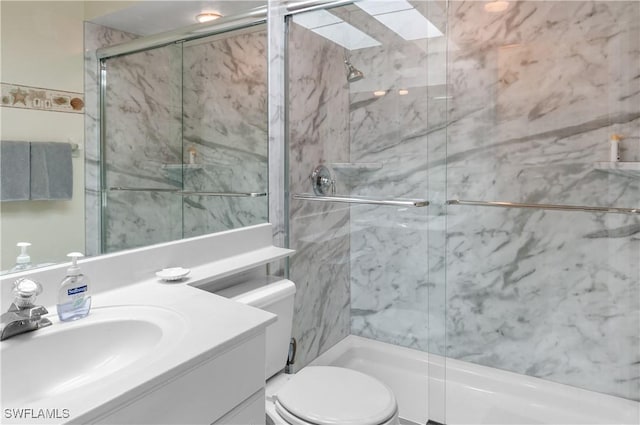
[308,335,640,425]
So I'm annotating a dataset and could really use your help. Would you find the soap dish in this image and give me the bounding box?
[156,267,190,281]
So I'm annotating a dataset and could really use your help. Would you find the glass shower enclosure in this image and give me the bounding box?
[99,25,269,254]
[285,0,639,424]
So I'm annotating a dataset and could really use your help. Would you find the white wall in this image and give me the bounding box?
[0,1,85,270]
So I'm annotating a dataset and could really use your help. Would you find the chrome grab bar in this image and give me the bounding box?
[293,193,429,207]
[109,187,266,197]
[180,191,266,197]
[447,199,640,215]
[109,187,179,192]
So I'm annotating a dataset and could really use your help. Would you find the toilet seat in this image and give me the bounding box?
[274,366,398,425]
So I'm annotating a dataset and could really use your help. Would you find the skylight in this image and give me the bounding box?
[292,10,381,50]
[354,0,444,40]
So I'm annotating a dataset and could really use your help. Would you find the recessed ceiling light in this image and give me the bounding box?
[398,89,409,96]
[196,12,223,23]
[484,1,509,13]
[373,90,387,97]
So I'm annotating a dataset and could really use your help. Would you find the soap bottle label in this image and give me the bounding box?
[67,285,87,296]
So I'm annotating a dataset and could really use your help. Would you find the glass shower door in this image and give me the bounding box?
[101,43,183,253]
[100,24,269,254]
[443,1,640,423]
[422,0,449,421]
[181,25,269,239]
[286,1,448,423]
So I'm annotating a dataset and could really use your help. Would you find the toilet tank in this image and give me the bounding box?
[214,277,296,379]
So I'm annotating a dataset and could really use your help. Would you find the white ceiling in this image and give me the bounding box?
[89,1,266,36]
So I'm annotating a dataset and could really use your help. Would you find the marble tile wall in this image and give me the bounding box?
[85,24,268,254]
[288,0,638,401]
[287,22,352,371]
[102,43,184,252]
[444,0,640,400]
[326,1,449,358]
[84,22,137,256]
[181,28,268,238]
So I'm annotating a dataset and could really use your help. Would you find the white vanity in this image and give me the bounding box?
[0,224,292,424]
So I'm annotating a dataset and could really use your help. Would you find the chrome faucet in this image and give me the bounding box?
[0,278,52,341]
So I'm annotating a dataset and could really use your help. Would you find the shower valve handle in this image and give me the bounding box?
[310,165,335,196]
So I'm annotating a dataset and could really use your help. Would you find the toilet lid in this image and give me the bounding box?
[275,366,397,425]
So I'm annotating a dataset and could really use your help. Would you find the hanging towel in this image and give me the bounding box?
[0,141,31,201]
[30,142,73,200]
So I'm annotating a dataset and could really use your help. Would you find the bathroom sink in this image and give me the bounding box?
[1,305,187,407]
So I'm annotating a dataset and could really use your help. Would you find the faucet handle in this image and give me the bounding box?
[27,305,48,318]
[13,278,43,308]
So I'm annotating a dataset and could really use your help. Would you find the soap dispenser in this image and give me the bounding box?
[10,242,32,272]
[57,252,91,321]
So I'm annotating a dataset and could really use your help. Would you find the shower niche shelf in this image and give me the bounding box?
[329,163,383,179]
[594,162,640,178]
[330,162,383,171]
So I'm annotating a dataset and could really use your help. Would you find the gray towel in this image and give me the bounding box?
[1,141,30,201]
[30,142,73,200]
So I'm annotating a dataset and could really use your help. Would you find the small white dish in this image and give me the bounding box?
[155,267,190,281]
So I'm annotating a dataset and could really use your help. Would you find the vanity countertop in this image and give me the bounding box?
[1,279,276,424]
[0,223,292,424]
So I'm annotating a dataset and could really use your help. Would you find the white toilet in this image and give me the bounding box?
[215,277,400,425]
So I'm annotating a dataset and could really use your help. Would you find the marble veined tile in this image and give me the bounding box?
[446,206,640,399]
[101,43,183,252]
[103,44,183,191]
[443,0,640,400]
[344,13,444,357]
[340,0,639,401]
[182,27,269,237]
[288,22,351,371]
[104,190,182,252]
[84,22,137,256]
[87,24,269,254]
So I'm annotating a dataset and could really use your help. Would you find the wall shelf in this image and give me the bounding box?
[594,162,640,178]
[330,162,383,172]
[187,246,294,288]
[329,163,383,180]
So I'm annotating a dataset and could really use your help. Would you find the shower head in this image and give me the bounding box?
[344,59,364,83]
